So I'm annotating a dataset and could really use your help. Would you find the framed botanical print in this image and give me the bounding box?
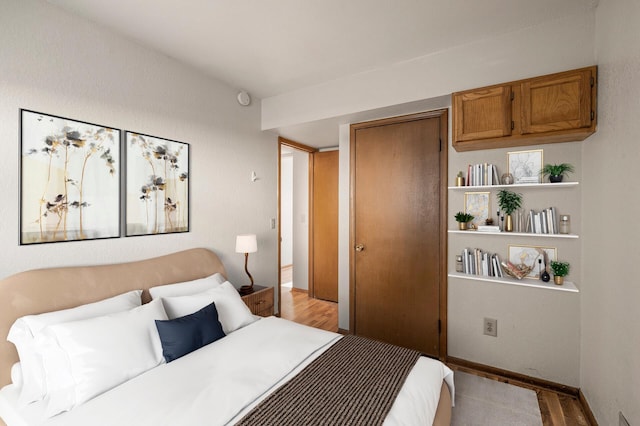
[507,149,543,184]
[125,132,189,236]
[508,244,557,279]
[20,109,120,245]
[464,191,491,228]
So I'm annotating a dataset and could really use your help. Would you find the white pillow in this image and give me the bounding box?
[39,299,167,417]
[11,363,23,389]
[148,273,226,299]
[161,281,256,334]
[7,290,142,406]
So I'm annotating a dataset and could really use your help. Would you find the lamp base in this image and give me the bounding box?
[239,285,254,295]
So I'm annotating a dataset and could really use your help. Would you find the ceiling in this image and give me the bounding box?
[46,0,597,147]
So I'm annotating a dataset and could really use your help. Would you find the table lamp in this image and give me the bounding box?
[235,234,257,295]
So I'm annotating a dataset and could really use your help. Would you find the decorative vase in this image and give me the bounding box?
[504,214,513,232]
[501,173,514,185]
[549,175,563,183]
[456,176,465,187]
[554,275,564,285]
[458,222,468,230]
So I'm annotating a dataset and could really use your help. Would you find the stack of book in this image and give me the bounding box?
[461,248,504,277]
[465,163,500,186]
[527,207,559,234]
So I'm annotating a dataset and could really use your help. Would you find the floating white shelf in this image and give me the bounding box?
[448,182,579,190]
[448,273,579,293]
[448,230,579,239]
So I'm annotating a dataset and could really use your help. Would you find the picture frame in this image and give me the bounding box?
[508,245,557,279]
[464,191,491,228]
[507,149,543,184]
[20,109,120,245]
[125,131,190,236]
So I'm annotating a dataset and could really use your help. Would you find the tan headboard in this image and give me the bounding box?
[0,248,227,388]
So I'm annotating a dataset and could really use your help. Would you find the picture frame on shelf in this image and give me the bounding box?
[464,191,490,228]
[508,149,543,184]
[20,109,120,245]
[508,244,557,280]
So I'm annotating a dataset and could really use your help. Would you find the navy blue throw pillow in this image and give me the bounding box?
[155,302,226,363]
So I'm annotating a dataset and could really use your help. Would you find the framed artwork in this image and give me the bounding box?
[125,132,189,236]
[464,192,491,228]
[20,109,120,245]
[508,245,557,279]
[507,149,543,184]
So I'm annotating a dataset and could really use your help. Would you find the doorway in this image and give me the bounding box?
[349,110,448,358]
[277,137,339,317]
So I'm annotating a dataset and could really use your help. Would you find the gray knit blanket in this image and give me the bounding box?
[235,334,421,426]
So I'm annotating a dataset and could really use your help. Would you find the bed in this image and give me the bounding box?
[0,248,453,425]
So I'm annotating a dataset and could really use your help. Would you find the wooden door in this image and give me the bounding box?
[350,111,446,357]
[312,150,338,302]
[453,85,513,142]
[520,67,594,134]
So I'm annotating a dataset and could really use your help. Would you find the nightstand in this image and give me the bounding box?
[240,285,274,317]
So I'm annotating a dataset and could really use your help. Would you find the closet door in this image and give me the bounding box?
[350,111,445,356]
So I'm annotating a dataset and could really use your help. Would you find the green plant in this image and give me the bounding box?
[457,171,464,178]
[540,163,575,178]
[550,261,570,277]
[497,189,522,215]
[454,211,474,223]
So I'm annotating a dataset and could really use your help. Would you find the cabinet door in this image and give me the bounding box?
[520,68,593,134]
[453,85,512,142]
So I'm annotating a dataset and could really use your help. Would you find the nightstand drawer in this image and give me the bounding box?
[241,285,274,317]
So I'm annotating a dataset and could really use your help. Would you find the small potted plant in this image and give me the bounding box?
[456,171,465,187]
[497,189,523,232]
[540,163,575,183]
[550,260,570,285]
[454,212,474,230]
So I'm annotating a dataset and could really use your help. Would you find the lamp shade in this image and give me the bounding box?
[235,234,257,254]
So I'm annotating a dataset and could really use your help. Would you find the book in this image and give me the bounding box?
[476,225,500,232]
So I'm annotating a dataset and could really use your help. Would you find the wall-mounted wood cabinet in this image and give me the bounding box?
[452,66,597,152]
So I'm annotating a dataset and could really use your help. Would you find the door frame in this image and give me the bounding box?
[277,137,317,316]
[348,109,448,359]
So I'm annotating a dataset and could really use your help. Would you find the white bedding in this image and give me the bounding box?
[0,317,454,426]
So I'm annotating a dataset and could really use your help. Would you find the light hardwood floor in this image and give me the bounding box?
[279,266,592,425]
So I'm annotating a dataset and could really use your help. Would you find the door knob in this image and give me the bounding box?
[355,244,365,252]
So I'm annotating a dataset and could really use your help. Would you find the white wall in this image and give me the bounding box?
[291,150,309,290]
[581,0,640,424]
[280,154,293,266]
[0,0,277,289]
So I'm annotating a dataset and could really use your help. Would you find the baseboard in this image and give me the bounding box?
[337,328,350,335]
[447,356,579,397]
[290,287,307,294]
[579,389,599,426]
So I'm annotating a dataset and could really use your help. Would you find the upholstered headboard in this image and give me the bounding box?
[0,248,227,388]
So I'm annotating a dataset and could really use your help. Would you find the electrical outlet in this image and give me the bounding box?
[620,411,630,426]
[484,318,497,337]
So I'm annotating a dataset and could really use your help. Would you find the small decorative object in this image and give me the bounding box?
[559,215,571,234]
[550,260,570,285]
[456,171,465,187]
[497,189,523,232]
[454,212,474,230]
[485,218,494,226]
[236,234,258,294]
[501,173,514,185]
[501,261,533,280]
[539,259,551,282]
[455,255,464,273]
[508,149,543,184]
[540,163,575,183]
